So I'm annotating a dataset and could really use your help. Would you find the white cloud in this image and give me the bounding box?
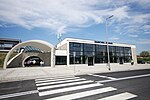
[0,0,149,36]
[138,0,150,3]
[113,13,150,36]
[0,0,129,34]
[110,37,119,40]
[144,32,150,34]
[143,25,150,29]
[138,39,150,44]
[143,25,150,34]
[136,0,150,8]
[110,6,129,21]
[128,34,138,37]
[132,14,150,24]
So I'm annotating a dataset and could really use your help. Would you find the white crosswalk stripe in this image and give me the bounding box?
[35,77,138,100]
[46,87,117,100]
[39,83,103,96]
[36,78,86,86]
[37,80,93,90]
[35,77,80,83]
[98,92,137,100]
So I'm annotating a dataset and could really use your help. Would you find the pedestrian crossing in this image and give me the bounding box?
[97,92,137,100]
[36,78,86,86]
[37,80,93,90]
[35,76,137,100]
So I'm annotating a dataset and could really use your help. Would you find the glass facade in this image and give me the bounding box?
[69,42,132,64]
[55,56,67,65]
[69,42,85,64]
[95,45,107,63]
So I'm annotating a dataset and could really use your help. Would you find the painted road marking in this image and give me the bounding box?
[45,87,117,100]
[36,77,79,82]
[88,74,117,80]
[36,78,86,86]
[98,92,137,100]
[0,90,38,99]
[97,73,150,83]
[35,77,80,83]
[39,83,103,96]
[37,80,93,90]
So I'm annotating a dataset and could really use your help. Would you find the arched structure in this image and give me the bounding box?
[3,40,55,69]
[23,56,43,67]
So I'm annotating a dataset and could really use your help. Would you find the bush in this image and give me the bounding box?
[137,57,150,64]
[140,51,150,57]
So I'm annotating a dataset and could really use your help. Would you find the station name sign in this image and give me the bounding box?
[94,41,113,44]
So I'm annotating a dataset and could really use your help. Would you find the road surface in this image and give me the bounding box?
[0,69,150,100]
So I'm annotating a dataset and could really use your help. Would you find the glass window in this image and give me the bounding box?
[55,56,67,65]
[124,56,132,63]
[84,51,95,57]
[95,45,107,63]
[96,45,106,52]
[95,55,107,63]
[69,42,83,52]
[124,47,131,56]
[69,42,132,64]
[84,44,95,52]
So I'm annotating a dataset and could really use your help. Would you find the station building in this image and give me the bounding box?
[56,38,137,66]
[3,38,137,69]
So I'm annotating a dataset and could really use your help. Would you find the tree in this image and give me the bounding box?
[140,51,150,57]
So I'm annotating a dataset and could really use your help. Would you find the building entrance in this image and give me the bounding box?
[119,57,124,64]
[55,56,67,65]
[24,56,43,67]
[88,57,94,66]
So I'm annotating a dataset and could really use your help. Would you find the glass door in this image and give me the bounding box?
[88,57,94,66]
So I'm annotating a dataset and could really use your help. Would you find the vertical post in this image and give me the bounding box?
[73,52,76,74]
[105,15,113,70]
[105,20,110,70]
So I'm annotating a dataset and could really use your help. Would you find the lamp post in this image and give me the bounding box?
[73,52,76,74]
[105,15,113,70]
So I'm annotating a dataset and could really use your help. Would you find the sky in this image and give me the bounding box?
[0,0,150,54]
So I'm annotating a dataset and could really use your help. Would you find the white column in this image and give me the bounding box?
[131,46,137,64]
[51,48,54,67]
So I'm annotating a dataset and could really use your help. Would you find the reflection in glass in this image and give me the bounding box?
[69,42,132,64]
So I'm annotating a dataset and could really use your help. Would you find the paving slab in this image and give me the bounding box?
[0,64,150,82]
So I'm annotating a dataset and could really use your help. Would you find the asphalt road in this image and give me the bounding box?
[78,69,150,100]
[0,79,39,100]
[0,69,150,100]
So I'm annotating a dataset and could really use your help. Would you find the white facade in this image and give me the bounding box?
[57,38,137,67]
[3,38,137,68]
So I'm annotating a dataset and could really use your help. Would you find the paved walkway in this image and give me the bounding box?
[0,64,150,82]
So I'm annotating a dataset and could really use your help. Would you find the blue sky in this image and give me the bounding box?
[0,0,150,54]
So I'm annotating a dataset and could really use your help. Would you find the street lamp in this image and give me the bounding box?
[73,52,76,75]
[105,15,113,70]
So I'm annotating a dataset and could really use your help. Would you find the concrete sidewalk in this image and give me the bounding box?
[0,64,150,82]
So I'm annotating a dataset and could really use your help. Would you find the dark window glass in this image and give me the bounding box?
[69,42,132,64]
[69,42,83,52]
[84,44,95,52]
[95,55,107,63]
[55,56,67,65]
[96,45,106,52]
[70,55,86,64]
[124,47,131,56]
[95,45,107,63]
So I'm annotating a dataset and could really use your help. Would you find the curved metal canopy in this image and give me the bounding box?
[3,40,55,69]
